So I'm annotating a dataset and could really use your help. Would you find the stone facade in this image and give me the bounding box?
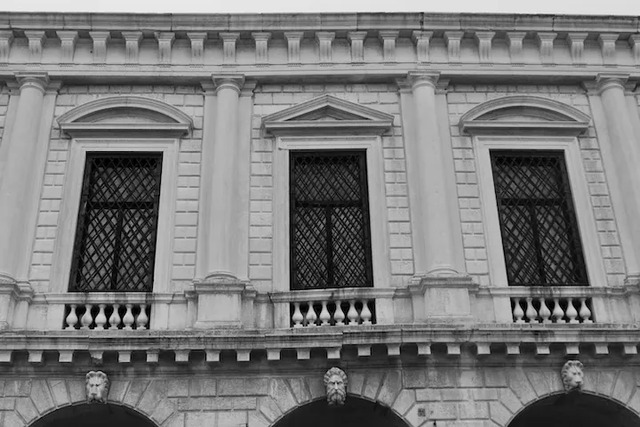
[0,11,640,427]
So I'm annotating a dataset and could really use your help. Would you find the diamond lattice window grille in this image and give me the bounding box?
[490,150,588,286]
[290,151,373,290]
[69,153,162,292]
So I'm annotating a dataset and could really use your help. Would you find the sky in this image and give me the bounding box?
[2,0,640,15]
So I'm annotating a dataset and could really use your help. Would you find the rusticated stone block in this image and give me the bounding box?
[0,397,14,410]
[489,401,513,426]
[391,389,415,415]
[48,379,69,407]
[122,380,149,407]
[185,412,216,426]
[4,380,31,397]
[459,401,489,419]
[427,368,460,388]
[138,381,168,415]
[164,413,185,427]
[258,396,282,422]
[347,372,365,396]
[178,397,256,411]
[15,397,39,423]
[218,411,247,425]
[377,371,402,406]
[363,371,384,400]
[307,377,324,400]
[67,379,85,403]
[287,378,310,403]
[611,372,636,406]
[484,368,508,387]
[167,379,189,397]
[30,380,54,414]
[403,368,427,388]
[507,369,536,405]
[3,411,26,427]
[218,378,244,396]
[269,379,297,413]
[248,412,271,427]
[108,380,129,403]
[189,378,215,396]
[150,398,177,425]
[498,388,522,414]
[526,370,562,397]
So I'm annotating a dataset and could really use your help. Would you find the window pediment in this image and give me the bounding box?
[459,96,590,136]
[262,94,394,136]
[57,96,193,138]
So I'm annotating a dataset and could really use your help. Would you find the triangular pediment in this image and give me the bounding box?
[262,95,394,135]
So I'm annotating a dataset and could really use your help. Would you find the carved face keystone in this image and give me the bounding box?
[86,371,109,403]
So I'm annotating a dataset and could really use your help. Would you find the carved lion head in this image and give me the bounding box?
[86,371,109,403]
[561,360,584,391]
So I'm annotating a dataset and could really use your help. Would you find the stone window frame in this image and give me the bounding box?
[264,95,394,293]
[50,96,192,294]
[474,135,607,288]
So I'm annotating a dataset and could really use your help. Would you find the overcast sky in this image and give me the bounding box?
[2,0,640,15]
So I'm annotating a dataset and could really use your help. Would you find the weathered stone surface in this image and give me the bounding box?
[403,368,427,388]
[506,369,536,405]
[0,397,15,410]
[108,380,130,403]
[185,411,216,426]
[427,368,459,387]
[138,380,168,415]
[416,388,441,402]
[470,388,499,401]
[459,401,489,419]
[362,371,384,400]
[287,378,310,404]
[150,398,177,425]
[188,379,216,396]
[347,371,365,396]
[3,410,26,427]
[163,413,185,427]
[307,377,324,400]
[47,379,69,407]
[218,410,247,425]
[167,380,189,398]
[4,380,31,397]
[122,380,149,407]
[246,378,270,396]
[441,388,471,402]
[248,412,271,427]
[460,370,484,387]
[489,401,513,426]
[67,379,85,403]
[526,370,562,397]
[30,380,54,414]
[218,378,244,396]
[392,389,415,415]
[378,371,402,406]
[612,371,637,404]
[484,368,508,387]
[178,396,257,411]
[258,396,282,422]
[15,397,39,423]
[590,370,617,396]
[498,388,522,414]
[269,378,297,413]
[429,402,458,420]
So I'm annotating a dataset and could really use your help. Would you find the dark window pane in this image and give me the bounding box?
[490,150,588,286]
[69,153,162,292]
[290,151,373,290]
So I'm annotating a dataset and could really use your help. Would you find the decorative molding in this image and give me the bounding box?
[24,30,46,63]
[630,35,640,65]
[445,31,463,63]
[379,30,399,63]
[475,31,494,63]
[155,32,175,65]
[58,95,193,137]
[506,31,526,64]
[598,33,618,65]
[348,31,367,63]
[57,31,78,64]
[262,94,393,135]
[284,31,303,64]
[459,95,590,135]
[220,32,240,65]
[0,31,13,64]
[252,32,271,64]
[89,31,110,64]
[121,31,143,64]
[567,32,588,65]
[187,32,207,65]
[537,32,556,64]
[316,31,335,64]
[412,30,432,63]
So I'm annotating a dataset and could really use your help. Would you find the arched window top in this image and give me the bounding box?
[459,95,590,136]
[58,96,193,138]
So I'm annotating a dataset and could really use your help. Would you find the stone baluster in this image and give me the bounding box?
[305,302,317,326]
[347,300,359,324]
[319,301,330,325]
[379,31,398,63]
[598,34,618,65]
[292,302,303,327]
[579,298,592,323]
[138,304,149,329]
[65,305,78,330]
[566,299,579,323]
[361,301,372,325]
[630,35,640,65]
[475,31,494,63]
[316,32,335,64]
[513,299,525,323]
[537,32,556,64]
[334,301,345,326]
[81,304,93,329]
[123,304,135,330]
[525,297,537,323]
[539,298,551,323]
[95,304,107,330]
[506,31,526,65]
[567,32,588,65]
[444,31,463,63]
[552,297,565,323]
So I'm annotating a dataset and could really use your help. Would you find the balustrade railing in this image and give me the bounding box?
[64,303,151,330]
[291,299,376,327]
[510,296,593,324]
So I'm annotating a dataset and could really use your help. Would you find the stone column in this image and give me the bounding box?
[195,74,252,328]
[404,71,460,277]
[589,74,640,280]
[0,73,56,328]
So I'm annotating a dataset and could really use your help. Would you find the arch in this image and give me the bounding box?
[272,395,410,427]
[507,391,640,427]
[459,95,591,135]
[57,96,193,137]
[28,402,159,427]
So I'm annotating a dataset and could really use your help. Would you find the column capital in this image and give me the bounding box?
[595,73,631,93]
[406,71,441,90]
[211,74,245,95]
[14,72,50,93]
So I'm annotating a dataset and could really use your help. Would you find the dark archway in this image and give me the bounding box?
[30,403,157,427]
[509,392,640,427]
[273,396,409,427]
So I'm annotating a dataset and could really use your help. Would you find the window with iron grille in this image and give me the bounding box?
[490,150,588,286]
[290,151,373,290]
[69,153,162,292]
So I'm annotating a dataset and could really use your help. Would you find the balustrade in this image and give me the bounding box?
[291,299,375,327]
[511,296,593,324]
[64,303,150,330]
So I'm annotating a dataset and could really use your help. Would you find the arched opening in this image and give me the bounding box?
[509,392,640,427]
[273,396,409,427]
[30,403,157,427]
